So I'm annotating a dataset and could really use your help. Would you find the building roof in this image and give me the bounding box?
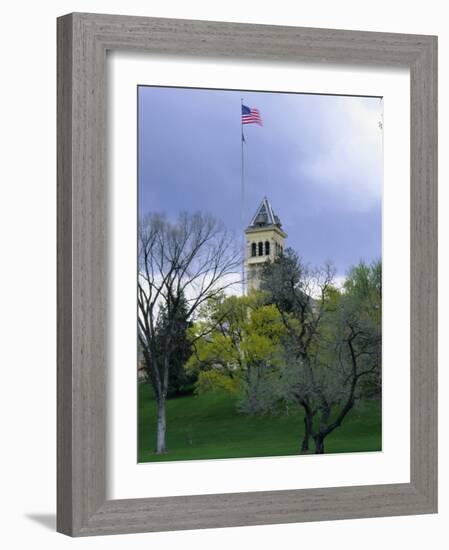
[248,197,282,228]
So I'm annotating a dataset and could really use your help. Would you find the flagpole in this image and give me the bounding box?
[240,97,246,295]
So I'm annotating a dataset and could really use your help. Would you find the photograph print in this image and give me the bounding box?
[137,85,382,462]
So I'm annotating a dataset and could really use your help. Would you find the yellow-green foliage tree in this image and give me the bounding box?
[187,292,286,413]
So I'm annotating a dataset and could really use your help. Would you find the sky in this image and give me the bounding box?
[138,86,383,281]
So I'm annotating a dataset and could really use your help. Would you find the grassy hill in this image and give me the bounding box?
[138,383,381,462]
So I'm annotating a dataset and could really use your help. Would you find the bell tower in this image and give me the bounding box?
[245,197,287,292]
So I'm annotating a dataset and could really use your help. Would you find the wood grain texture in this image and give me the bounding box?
[57,12,438,536]
[57,13,74,536]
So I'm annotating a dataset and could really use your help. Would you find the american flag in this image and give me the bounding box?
[242,104,263,126]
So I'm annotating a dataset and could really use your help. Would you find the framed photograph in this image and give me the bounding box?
[57,13,437,536]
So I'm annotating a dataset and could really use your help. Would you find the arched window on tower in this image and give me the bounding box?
[251,242,257,257]
[258,242,263,256]
[265,241,270,256]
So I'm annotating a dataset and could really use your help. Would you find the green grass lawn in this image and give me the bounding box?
[138,383,382,462]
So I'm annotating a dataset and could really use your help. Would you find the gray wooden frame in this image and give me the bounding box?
[57,12,438,537]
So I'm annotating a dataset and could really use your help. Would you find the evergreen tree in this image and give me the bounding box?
[154,292,196,397]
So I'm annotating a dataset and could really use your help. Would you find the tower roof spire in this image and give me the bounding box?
[248,197,282,228]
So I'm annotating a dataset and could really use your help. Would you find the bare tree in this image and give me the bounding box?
[259,250,336,451]
[260,250,381,454]
[137,211,241,454]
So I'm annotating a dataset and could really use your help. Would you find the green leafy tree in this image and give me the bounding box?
[187,292,286,414]
[341,260,382,399]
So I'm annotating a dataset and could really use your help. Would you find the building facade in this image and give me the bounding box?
[245,197,287,292]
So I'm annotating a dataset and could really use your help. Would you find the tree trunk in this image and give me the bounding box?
[301,413,312,452]
[314,434,325,454]
[155,397,167,454]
